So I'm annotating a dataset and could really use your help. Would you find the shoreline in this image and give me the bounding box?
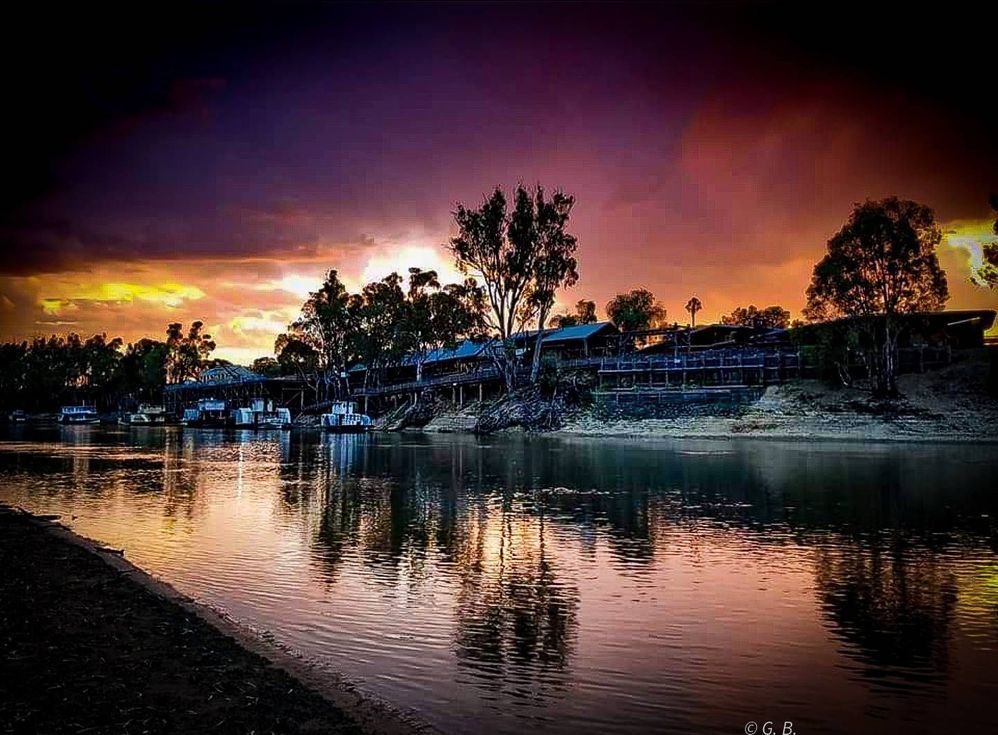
[0,504,431,735]
[548,423,998,445]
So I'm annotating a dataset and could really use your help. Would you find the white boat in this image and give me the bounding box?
[60,405,100,425]
[230,399,293,430]
[321,401,372,433]
[182,399,229,428]
[256,408,293,430]
[119,403,169,426]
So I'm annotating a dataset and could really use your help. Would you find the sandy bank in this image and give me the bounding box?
[0,505,430,735]
[557,364,998,443]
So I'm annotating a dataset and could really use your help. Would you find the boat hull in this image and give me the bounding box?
[182,419,229,429]
[323,425,368,434]
[60,417,99,425]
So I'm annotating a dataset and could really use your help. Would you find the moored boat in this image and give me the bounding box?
[182,399,229,428]
[321,401,372,433]
[256,408,293,430]
[230,399,293,429]
[60,405,100,425]
[119,403,170,426]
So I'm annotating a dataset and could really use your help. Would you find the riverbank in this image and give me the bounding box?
[411,358,998,442]
[558,361,998,443]
[0,505,426,735]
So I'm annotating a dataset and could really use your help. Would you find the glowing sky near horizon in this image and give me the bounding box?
[1,3,995,363]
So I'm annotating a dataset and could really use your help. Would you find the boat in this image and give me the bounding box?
[230,399,293,430]
[181,399,229,428]
[59,405,100,425]
[256,408,293,430]
[321,401,372,433]
[119,403,170,426]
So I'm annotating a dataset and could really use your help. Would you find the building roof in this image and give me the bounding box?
[408,338,490,366]
[793,309,997,333]
[201,365,262,383]
[164,364,266,390]
[347,323,618,375]
[348,338,491,373]
[511,320,618,344]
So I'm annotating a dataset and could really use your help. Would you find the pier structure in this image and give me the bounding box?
[163,365,308,418]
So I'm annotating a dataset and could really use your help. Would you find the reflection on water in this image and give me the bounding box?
[1,425,997,734]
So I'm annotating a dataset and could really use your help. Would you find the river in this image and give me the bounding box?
[1,425,996,734]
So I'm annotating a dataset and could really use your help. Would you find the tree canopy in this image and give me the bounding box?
[277,266,486,395]
[605,289,666,332]
[684,297,703,328]
[550,300,597,328]
[0,321,216,412]
[976,193,998,288]
[804,197,949,397]
[166,321,216,383]
[449,183,579,386]
[721,304,790,329]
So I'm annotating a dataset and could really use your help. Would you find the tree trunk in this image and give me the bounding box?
[530,309,549,384]
[489,343,516,393]
[869,316,899,399]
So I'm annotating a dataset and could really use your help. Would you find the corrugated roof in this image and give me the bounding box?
[542,321,616,342]
[347,323,618,374]
[418,339,490,365]
[348,339,490,373]
[511,320,616,343]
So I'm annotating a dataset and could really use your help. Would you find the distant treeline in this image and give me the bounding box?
[0,323,218,412]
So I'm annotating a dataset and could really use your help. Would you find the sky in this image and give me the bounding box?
[1,2,996,363]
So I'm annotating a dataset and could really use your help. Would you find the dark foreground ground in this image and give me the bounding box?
[0,506,367,735]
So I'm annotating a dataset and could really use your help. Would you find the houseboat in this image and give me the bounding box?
[182,399,229,428]
[231,399,293,430]
[119,404,170,426]
[60,405,100,425]
[320,401,373,433]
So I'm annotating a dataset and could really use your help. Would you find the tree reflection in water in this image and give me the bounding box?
[451,502,579,698]
[269,432,998,703]
[815,539,958,685]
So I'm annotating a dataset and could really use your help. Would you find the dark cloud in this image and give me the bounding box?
[1,1,994,344]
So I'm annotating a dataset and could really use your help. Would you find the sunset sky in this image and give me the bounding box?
[1,2,996,363]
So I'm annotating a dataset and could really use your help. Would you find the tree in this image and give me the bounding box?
[118,338,168,401]
[165,321,216,383]
[402,268,486,383]
[275,333,320,379]
[518,187,579,383]
[353,272,407,389]
[550,299,597,328]
[605,289,666,332]
[976,193,998,288]
[721,304,790,329]
[285,270,357,399]
[804,197,948,398]
[449,184,579,389]
[685,297,703,328]
[250,356,281,377]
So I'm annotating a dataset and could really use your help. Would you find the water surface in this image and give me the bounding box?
[1,426,996,734]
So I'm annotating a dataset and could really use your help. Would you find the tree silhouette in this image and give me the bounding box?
[684,296,702,328]
[606,289,666,332]
[805,198,948,398]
